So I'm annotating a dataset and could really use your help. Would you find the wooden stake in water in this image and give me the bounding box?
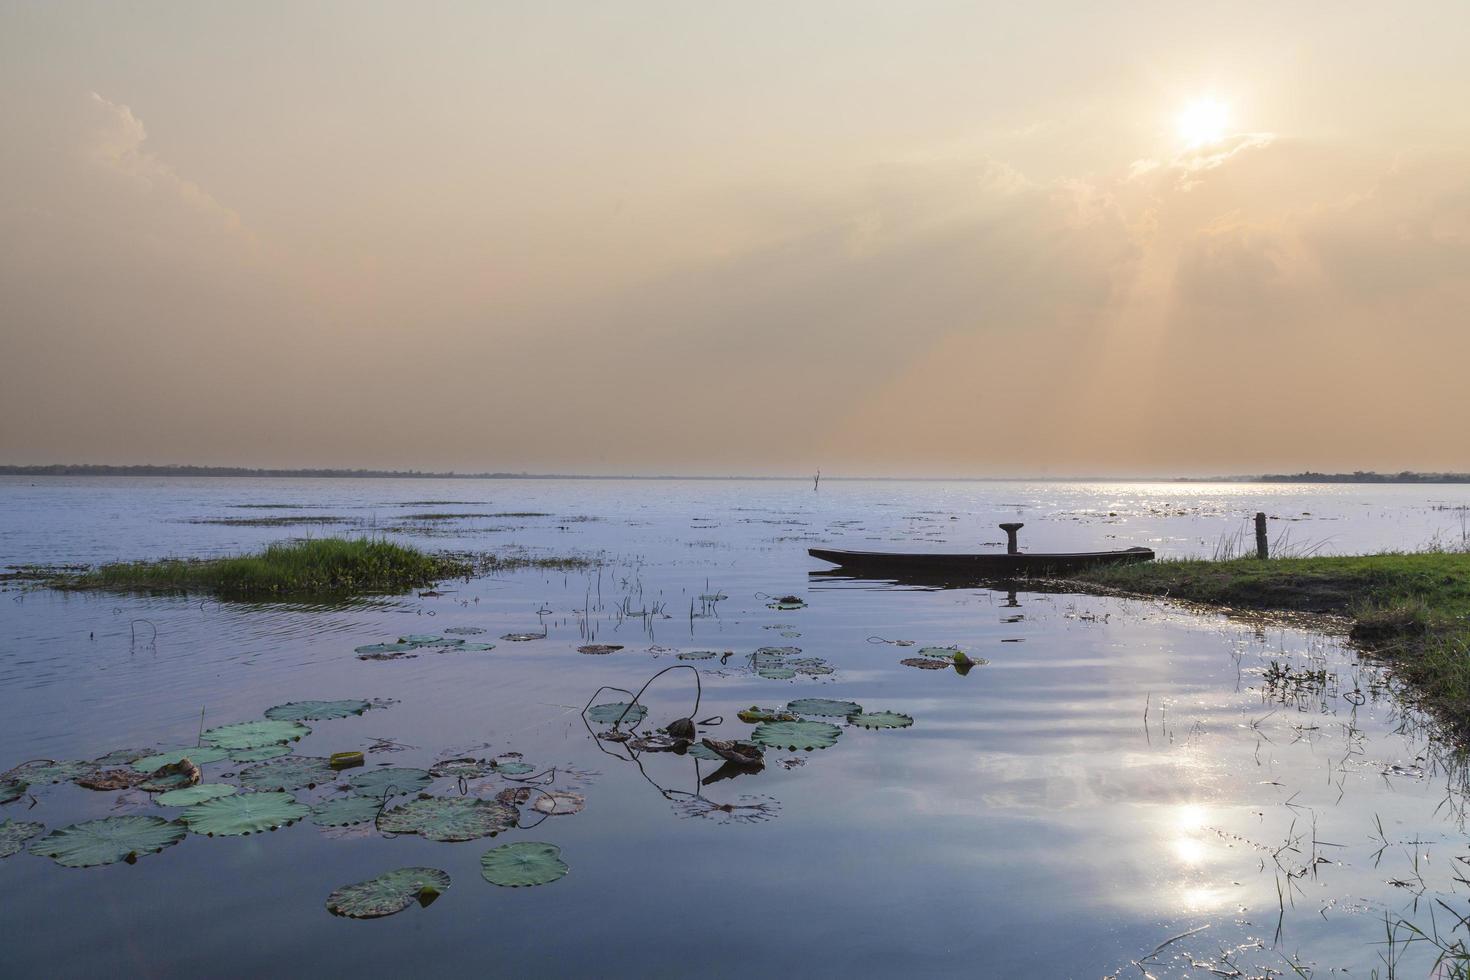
[1255,512,1269,559]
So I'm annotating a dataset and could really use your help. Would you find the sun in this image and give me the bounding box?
[1175,98,1228,148]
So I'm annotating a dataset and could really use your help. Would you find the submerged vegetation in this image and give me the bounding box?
[1069,552,1470,734]
[52,538,471,599]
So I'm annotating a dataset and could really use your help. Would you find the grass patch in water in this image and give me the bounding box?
[1069,552,1470,735]
[54,538,470,599]
[188,515,356,527]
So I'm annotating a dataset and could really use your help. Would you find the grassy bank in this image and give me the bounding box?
[1068,552,1470,733]
[55,537,471,599]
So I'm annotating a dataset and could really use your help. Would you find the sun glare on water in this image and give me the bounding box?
[1175,98,1228,148]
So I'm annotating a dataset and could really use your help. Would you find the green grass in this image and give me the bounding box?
[1068,552,1470,734]
[55,537,471,599]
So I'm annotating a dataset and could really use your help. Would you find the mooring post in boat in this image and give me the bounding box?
[999,522,1024,555]
[1255,512,1269,559]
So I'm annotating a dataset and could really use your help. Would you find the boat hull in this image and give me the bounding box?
[807,546,1154,578]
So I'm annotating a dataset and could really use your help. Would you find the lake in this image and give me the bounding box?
[3,477,1470,977]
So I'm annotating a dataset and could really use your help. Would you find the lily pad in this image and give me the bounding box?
[480,841,568,887]
[676,651,718,661]
[239,756,337,791]
[349,767,433,798]
[443,626,485,635]
[500,632,545,642]
[586,702,646,726]
[456,642,496,651]
[786,698,862,718]
[849,711,915,730]
[93,747,152,767]
[750,720,842,751]
[900,657,950,670]
[0,780,27,805]
[532,791,585,816]
[201,720,310,751]
[30,815,186,867]
[491,760,534,776]
[354,642,414,656]
[326,867,451,919]
[756,667,797,680]
[0,820,45,859]
[310,796,385,828]
[400,634,446,646]
[917,646,962,658]
[577,644,623,655]
[231,745,292,763]
[378,797,517,842]
[429,758,491,779]
[131,746,231,772]
[76,768,150,791]
[264,699,370,722]
[3,760,97,785]
[736,706,797,723]
[182,791,309,836]
[685,742,723,761]
[156,783,238,807]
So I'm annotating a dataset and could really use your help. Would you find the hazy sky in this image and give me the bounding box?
[2,2,1467,475]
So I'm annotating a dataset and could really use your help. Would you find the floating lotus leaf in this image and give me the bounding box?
[780,631,802,638]
[429,758,491,779]
[378,797,517,842]
[310,796,384,827]
[577,644,623,655]
[685,742,722,761]
[532,791,585,816]
[75,768,149,791]
[500,632,545,642]
[399,634,445,646]
[355,642,413,656]
[586,702,646,726]
[349,767,432,798]
[131,746,231,772]
[0,820,45,858]
[750,720,841,751]
[496,786,533,805]
[4,760,97,785]
[795,664,833,676]
[676,651,717,661]
[767,600,806,611]
[138,758,201,794]
[736,706,797,723]
[182,791,308,836]
[786,698,863,718]
[491,760,534,776]
[30,815,186,867]
[756,667,797,680]
[231,745,292,763]
[443,626,485,635]
[480,841,568,887]
[0,780,26,805]
[239,756,337,791]
[264,699,370,722]
[917,646,961,658]
[201,720,310,751]
[900,657,950,670]
[93,747,152,767]
[326,867,451,919]
[456,642,496,651]
[753,646,800,661]
[849,711,914,730]
[156,784,238,807]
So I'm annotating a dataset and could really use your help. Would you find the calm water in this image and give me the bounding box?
[3,477,1470,978]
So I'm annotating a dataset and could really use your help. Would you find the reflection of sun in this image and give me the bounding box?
[1176,99,1228,147]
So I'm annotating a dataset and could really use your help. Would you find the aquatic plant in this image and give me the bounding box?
[30,815,186,867]
[201,720,310,751]
[53,537,470,599]
[263,700,370,722]
[155,784,238,807]
[749,720,842,751]
[479,842,568,887]
[0,779,28,804]
[348,767,433,797]
[3,760,96,785]
[238,757,337,791]
[586,702,647,726]
[532,791,585,816]
[377,797,517,842]
[786,698,862,718]
[182,791,309,836]
[131,747,230,771]
[0,820,45,859]
[848,711,915,730]
[326,867,450,919]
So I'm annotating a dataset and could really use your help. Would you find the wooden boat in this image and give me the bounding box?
[807,545,1154,577]
[807,523,1153,578]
